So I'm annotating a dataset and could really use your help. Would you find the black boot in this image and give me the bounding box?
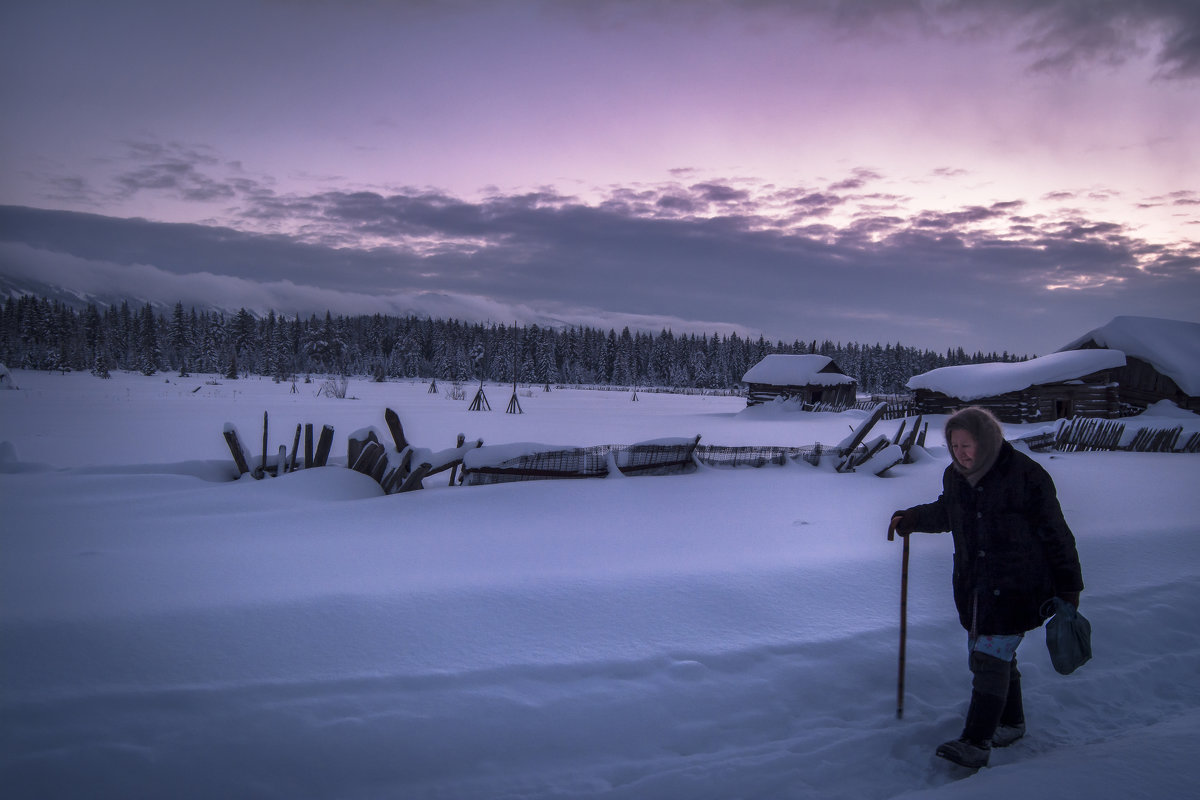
[962,688,1007,745]
[936,652,1010,768]
[993,664,1025,747]
[935,736,991,770]
[936,690,1005,768]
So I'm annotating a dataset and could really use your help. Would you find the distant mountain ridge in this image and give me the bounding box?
[0,270,242,319]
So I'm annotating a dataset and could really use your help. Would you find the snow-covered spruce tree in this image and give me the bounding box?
[92,349,112,378]
[613,327,634,385]
[535,331,557,385]
[648,331,671,385]
[168,301,192,371]
[452,344,472,382]
[137,302,161,376]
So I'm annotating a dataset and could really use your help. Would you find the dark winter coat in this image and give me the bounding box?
[901,440,1084,635]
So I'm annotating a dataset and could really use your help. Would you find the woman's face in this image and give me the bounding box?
[950,428,978,470]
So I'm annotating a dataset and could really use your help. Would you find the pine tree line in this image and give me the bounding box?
[0,294,1029,394]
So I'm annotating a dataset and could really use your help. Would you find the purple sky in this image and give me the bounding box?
[2,0,1198,354]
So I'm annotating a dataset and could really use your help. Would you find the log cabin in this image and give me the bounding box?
[1058,316,1200,415]
[741,354,857,408]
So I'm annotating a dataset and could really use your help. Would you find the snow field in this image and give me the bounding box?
[2,369,1200,799]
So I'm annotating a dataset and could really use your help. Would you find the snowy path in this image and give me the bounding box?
[4,454,1200,799]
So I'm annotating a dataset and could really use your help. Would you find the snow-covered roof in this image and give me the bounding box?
[741,354,855,387]
[1058,316,1200,396]
[906,349,1126,401]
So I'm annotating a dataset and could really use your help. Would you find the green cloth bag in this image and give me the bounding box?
[1043,596,1092,675]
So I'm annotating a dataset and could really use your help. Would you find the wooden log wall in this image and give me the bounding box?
[915,380,1122,423]
[745,382,856,409]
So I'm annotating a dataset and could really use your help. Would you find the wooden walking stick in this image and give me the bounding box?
[888,516,910,720]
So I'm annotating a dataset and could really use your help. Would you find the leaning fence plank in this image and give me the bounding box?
[396,462,432,493]
[223,424,251,476]
[313,425,334,468]
[350,441,384,474]
[348,429,380,469]
[836,402,887,472]
[288,424,301,473]
[384,408,409,452]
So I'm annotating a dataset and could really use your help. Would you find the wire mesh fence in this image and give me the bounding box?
[693,444,827,469]
[463,440,844,485]
[464,446,613,485]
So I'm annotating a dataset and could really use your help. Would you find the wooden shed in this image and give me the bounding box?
[907,350,1127,423]
[1058,316,1200,415]
[741,354,857,408]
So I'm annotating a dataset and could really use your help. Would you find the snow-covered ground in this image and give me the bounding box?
[2,370,1199,800]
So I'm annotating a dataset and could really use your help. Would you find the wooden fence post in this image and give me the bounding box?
[313,425,334,467]
[288,424,301,473]
[223,425,251,476]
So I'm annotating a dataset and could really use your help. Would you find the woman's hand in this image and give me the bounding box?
[890,510,917,536]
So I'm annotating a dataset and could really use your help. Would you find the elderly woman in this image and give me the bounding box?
[890,406,1084,769]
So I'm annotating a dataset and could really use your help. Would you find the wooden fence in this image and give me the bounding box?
[852,397,915,420]
[1051,417,1200,453]
[463,403,927,485]
[225,404,1196,498]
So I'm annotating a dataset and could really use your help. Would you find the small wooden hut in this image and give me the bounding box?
[907,350,1127,422]
[741,354,857,408]
[1058,316,1200,415]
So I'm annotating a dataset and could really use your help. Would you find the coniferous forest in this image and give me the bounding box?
[1,295,1029,395]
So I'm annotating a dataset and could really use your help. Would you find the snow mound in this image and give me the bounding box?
[228,464,385,502]
[1135,399,1199,420]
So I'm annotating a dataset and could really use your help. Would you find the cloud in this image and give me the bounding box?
[689,182,751,205]
[828,168,882,192]
[3,161,1198,356]
[629,0,1200,79]
[1005,0,1200,79]
[91,140,279,209]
